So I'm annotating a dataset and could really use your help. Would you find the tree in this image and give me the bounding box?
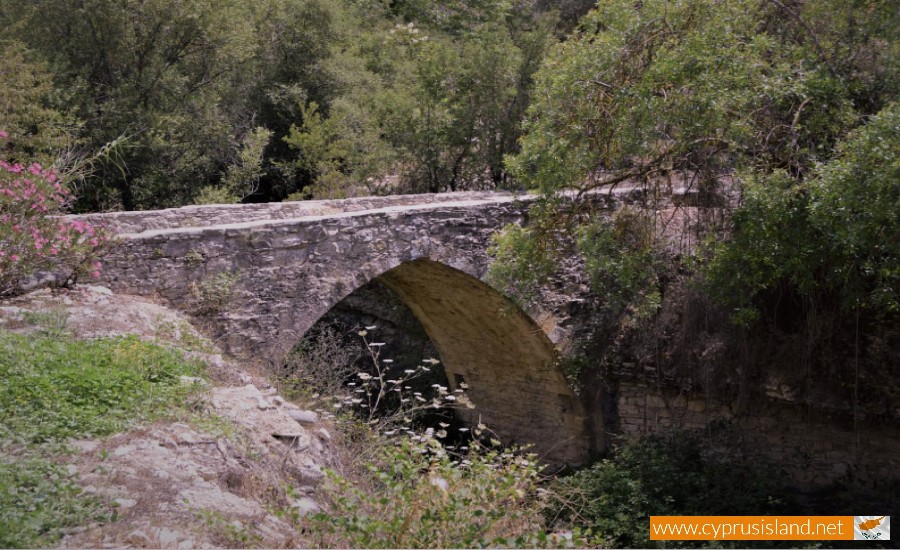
[0,0,340,209]
[286,0,558,197]
[494,0,898,317]
[0,41,81,167]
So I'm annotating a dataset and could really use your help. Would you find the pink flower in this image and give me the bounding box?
[0,130,8,139]
[91,271,100,278]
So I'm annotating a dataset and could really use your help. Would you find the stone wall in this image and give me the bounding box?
[612,382,900,488]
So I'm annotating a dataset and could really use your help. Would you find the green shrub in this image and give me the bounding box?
[703,102,900,320]
[189,271,240,316]
[578,207,663,321]
[548,433,794,548]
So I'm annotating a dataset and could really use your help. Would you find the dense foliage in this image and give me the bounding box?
[548,434,792,548]
[0,0,575,210]
[705,104,900,320]
[492,0,899,329]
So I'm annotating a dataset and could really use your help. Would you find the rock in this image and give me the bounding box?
[316,428,331,442]
[156,528,180,546]
[176,432,196,445]
[298,463,325,482]
[179,375,206,386]
[84,285,113,295]
[272,432,311,452]
[125,529,151,547]
[177,539,195,549]
[271,396,285,407]
[114,498,137,509]
[256,397,273,410]
[289,410,318,425]
[69,439,99,453]
[66,464,79,476]
[290,497,320,517]
[255,516,284,541]
[113,444,136,457]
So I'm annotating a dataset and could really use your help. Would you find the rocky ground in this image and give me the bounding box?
[0,286,341,548]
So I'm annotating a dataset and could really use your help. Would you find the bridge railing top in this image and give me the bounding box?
[69,191,525,235]
[67,183,724,237]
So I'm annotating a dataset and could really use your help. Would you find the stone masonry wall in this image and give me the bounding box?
[613,382,900,488]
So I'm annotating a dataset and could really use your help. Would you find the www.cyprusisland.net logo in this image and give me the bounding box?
[855,516,890,540]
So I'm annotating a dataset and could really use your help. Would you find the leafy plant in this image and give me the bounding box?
[0,331,206,444]
[703,102,900,320]
[578,207,663,321]
[190,271,240,315]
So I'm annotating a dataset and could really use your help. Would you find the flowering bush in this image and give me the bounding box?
[0,131,109,296]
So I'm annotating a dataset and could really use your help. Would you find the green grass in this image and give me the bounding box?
[0,330,208,547]
[0,331,206,444]
[0,454,109,548]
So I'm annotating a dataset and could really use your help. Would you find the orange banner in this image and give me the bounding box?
[650,516,855,541]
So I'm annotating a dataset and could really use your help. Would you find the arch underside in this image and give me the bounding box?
[371,259,592,467]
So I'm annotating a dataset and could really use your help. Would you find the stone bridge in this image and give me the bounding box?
[77,189,696,467]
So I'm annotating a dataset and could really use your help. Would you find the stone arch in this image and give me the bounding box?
[310,257,594,467]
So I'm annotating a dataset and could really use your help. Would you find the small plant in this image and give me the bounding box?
[197,509,264,547]
[20,307,69,337]
[190,271,240,315]
[278,326,362,402]
[329,327,475,436]
[184,249,205,267]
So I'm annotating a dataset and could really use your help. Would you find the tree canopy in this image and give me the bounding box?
[0,0,572,209]
[493,0,898,320]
